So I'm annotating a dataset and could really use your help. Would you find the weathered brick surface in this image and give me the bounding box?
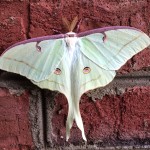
[29,0,150,74]
[0,1,29,54]
[0,88,34,149]
[0,0,150,149]
[119,87,150,140]
[49,86,150,146]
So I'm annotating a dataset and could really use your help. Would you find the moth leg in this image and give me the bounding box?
[102,32,107,42]
[36,41,41,52]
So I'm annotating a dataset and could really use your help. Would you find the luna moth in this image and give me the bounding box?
[0,17,150,142]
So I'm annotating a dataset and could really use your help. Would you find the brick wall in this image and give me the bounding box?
[0,0,150,149]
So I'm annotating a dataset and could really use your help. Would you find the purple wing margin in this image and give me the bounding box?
[77,26,142,37]
[1,34,65,56]
[2,26,143,56]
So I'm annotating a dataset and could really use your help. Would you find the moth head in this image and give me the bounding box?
[66,31,76,37]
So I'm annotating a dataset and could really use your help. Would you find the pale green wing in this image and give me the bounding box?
[31,53,71,97]
[1,27,149,142]
[0,36,73,141]
[0,38,66,82]
[32,51,73,141]
[69,29,150,141]
[64,47,116,141]
[72,52,116,96]
[79,29,150,70]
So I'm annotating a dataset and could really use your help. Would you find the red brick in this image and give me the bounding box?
[51,94,68,142]
[18,116,33,146]
[132,48,150,71]
[30,2,63,38]
[0,1,28,53]
[130,12,148,33]
[0,88,34,149]
[0,121,19,137]
[0,136,19,148]
[0,0,150,148]
[0,89,19,121]
[51,86,150,144]
[80,95,120,141]
[118,86,150,140]
[51,93,120,143]
[29,1,149,73]
[0,17,25,52]
[119,48,150,74]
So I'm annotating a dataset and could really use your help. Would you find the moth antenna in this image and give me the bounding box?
[62,17,71,32]
[70,16,78,32]
[76,18,82,33]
